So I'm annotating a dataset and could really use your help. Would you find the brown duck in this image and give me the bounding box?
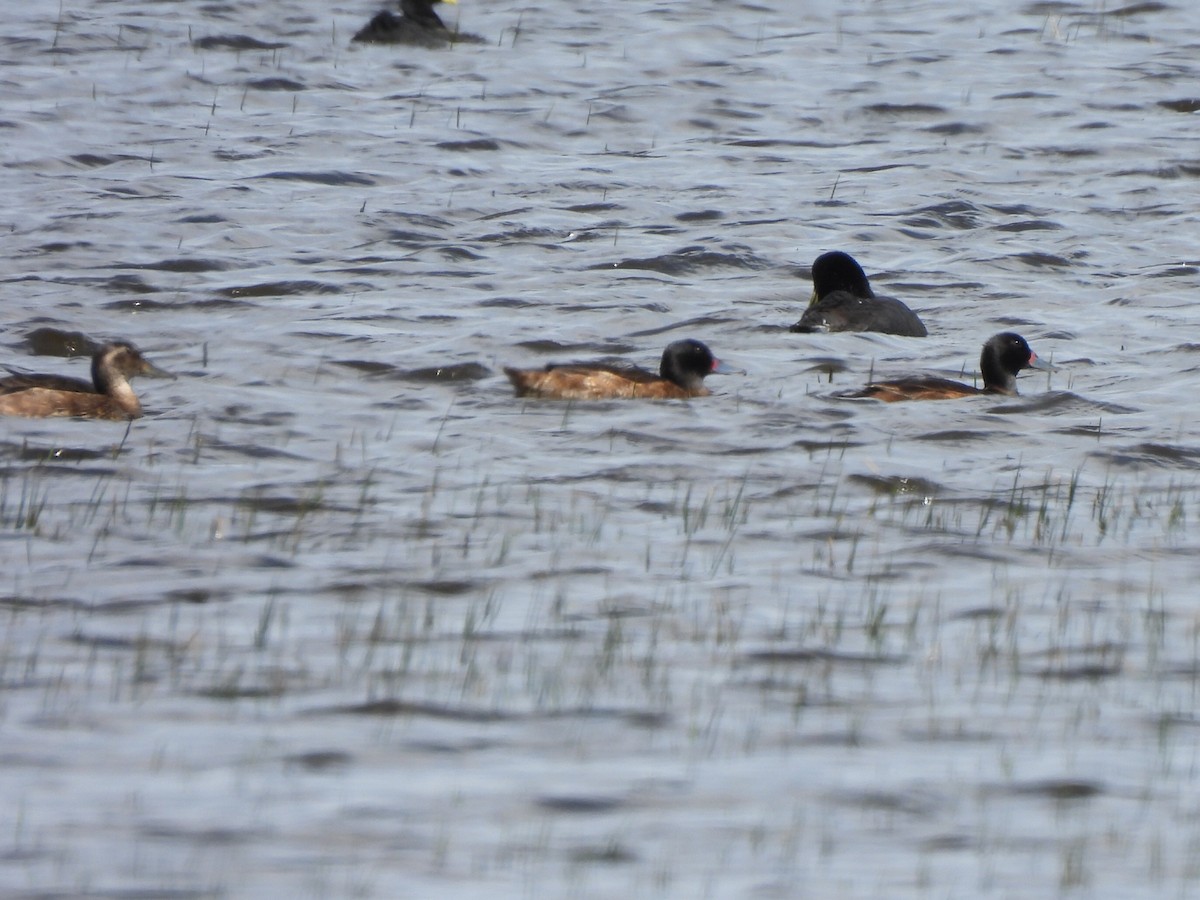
[850,332,1051,402]
[0,342,172,420]
[504,339,743,401]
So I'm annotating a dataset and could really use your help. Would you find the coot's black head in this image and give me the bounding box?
[400,0,454,28]
[659,339,741,389]
[811,251,874,301]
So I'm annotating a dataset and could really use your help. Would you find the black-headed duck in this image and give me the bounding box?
[352,0,479,46]
[790,251,928,337]
[505,339,744,400]
[0,342,172,420]
[850,332,1050,402]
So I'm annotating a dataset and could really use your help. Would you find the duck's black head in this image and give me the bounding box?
[979,332,1048,394]
[659,339,743,389]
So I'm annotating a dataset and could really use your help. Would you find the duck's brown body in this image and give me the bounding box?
[0,387,141,420]
[504,339,740,401]
[504,364,709,401]
[849,332,1047,403]
[852,377,992,403]
[0,342,171,421]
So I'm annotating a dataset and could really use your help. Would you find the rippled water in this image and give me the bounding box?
[3,0,1200,896]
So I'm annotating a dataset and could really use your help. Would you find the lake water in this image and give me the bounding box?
[3,0,1200,896]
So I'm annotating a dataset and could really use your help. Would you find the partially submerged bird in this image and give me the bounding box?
[352,0,481,47]
[504,339,743,400]
[849,332,1050,402]
[790,251,928,337]
[0,342,173,420]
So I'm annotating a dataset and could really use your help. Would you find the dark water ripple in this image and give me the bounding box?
[597,246,771,275]
[254,170,376,186]
[192,35,290,51]
[1096,441,1200,470]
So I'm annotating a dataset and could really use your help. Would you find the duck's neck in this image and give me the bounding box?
[105,375,143,416]
[660,360,703,392]
[980,358,1018,395]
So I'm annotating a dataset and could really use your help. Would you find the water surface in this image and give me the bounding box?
[3,0,1200,896]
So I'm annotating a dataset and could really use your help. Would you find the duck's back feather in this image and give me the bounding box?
[852,376,985,403]
[0,387,136,420]
[0,371,95,394]
[504,365,703,400]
